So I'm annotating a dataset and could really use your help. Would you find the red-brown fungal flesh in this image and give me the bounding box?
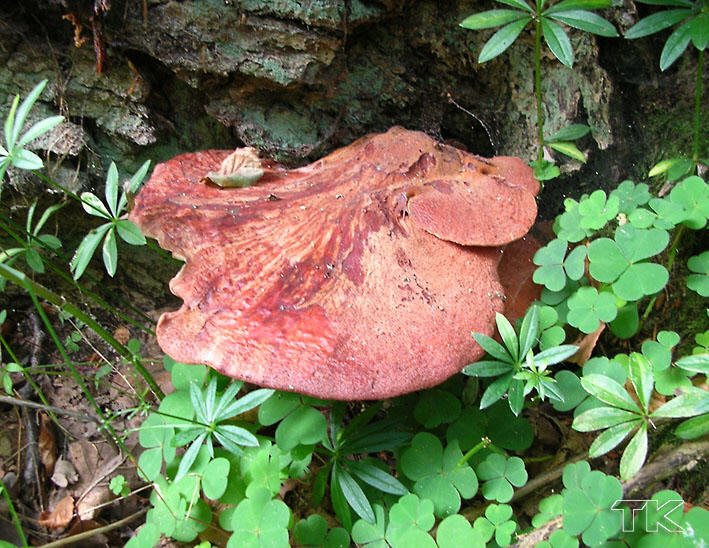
[130,127,539,400]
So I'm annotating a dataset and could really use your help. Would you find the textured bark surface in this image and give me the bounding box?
[130,128,539,399]
[0,1,622,195]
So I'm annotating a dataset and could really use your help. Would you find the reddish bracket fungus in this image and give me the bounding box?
[130,127,540,400]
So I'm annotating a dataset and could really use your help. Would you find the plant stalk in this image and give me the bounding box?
[0,262,164,399]
[534,14,545,163]
[692,48,703,164]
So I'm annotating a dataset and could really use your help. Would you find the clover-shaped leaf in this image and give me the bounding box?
[588,225,669,301]
[476,454,528,503]
[228,486,290,548]
[293,514,350,548]
[414,388,461,428]
[137,413,176,481]
[610,180,652,213]
[554,198,593,242]
[533,239,587,291]
[473,503,517,546]
[259,392,327,451]
[202,457,230,500]
[640,331,691,396]
[562,469,622,546]
[148,475,211,542]
[400,433,478,517]
[385,494,436,547]
[241,442,287,495]
[668,175,709,229]
[567,287,617,333]
[436,514,486,548]
[687,251,709,297]
[532,493,564,528]
[577,190,620,230]
[351,504,387,548]
[537,530,580,548]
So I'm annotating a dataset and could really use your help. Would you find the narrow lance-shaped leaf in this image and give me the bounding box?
[544,0,613,14]
[128,159,152,194]
[4,95,19,150]
[11,80,49,146]
[337,467,375,523]
[12,149,44,171]
[348,460,408,495]
[619,422,648,479]
[495,0,534,12]
[660,21,693,70]
[651,387,709,418]
[34,202,63,235]
[627,353,653,413]
[588,421,639,457]
[105,162,120,218]
[624,9,692,39]
[473,333,513,363]
[219,388,275,419]
[460,10,530,30]
[479,17,531,63]
[70,223,111,280]
[547,10,618,37]
[102,228,118,277]
[116,220,147,245]
[17,115,64,148]
[518,305,539,358]
[463,360,514,377]
[546,124,591,142]
[175,432,207,480]
[80,192,111,219]
[542,18,574,67]
[573,407,641,432]
[533,344,579,367]
[495,313,519,362]
[580,374,642,412]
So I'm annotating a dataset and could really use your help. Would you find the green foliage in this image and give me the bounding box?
[560,461,622,546]
[475,453,528,502]
[465,306,578,415]
[573,352,708,479]
[0,79,64,186]
[687,250,709,296]
[472,503,517,546]
[0,200,62,275]
[109,474,130,497]
[71,160,150,279]
[292,514,350,548]
[400,432,478,517]
[625,0,707,70]
[460,0,617,67]
[460,0,618,172]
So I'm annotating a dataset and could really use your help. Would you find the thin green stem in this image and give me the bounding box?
[458,437,492,467]
[0,333,63,428]
[534,15,545,163]
[692,48,703,164]
[0,214,155,334]
[0,262,164,400]
[0,482,27,547]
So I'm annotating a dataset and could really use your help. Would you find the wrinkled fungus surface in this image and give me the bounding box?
[130,127,540,399]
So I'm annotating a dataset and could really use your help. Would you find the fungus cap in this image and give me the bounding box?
[130,127,539,399]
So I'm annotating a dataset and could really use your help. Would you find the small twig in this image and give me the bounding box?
[35,507,148,548]
[446,92,497,153]
[0,395,102,423]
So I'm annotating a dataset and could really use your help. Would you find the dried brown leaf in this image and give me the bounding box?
[38,495,75,529]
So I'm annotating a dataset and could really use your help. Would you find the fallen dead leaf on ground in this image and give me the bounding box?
[38,494,74,529]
